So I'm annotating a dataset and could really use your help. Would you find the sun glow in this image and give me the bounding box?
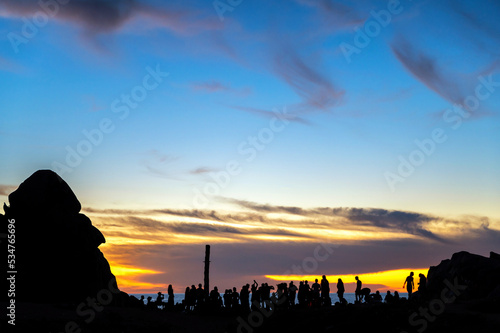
[110,264,165,293]
[266,268,429,292]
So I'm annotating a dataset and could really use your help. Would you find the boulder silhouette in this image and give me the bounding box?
[427,251,500,300]
[2,170,120,303]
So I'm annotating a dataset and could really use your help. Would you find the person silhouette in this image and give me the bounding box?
[232,287,240,309]
[384,291,394,303]
[304,280,311,306]
[337,278,345,304]
[189,285,197,310]
[155,291,164,309]
[298,281,305,306]
[184,287,190,311]
[311,278,321,305]
[403,272,415,298]
[240,284,250,310]
[355,276,362,302]
[167,285,174,308]
[210,286,222,308]
[320,275,330,306]
[146,296,155,310]
[196,283,205,307]
[289,281,297,306]
[418,273,427,293]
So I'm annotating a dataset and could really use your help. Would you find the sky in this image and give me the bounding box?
[1,0,499,294]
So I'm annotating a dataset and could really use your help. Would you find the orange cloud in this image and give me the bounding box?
[109,263,166,293]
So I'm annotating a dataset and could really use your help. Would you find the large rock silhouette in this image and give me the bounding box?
[2,170,121,303]
[427,251,500,300]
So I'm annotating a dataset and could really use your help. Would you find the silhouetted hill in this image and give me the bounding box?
[2,170,123,303]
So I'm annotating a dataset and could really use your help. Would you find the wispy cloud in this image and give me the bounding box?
[331,207,444,242]
[140,149,179,179]
[228,105,310,125]
[190,81,229,93]
[0,185,17,196]
[273,45,345,113]
[391,38,464,105]
[188,167,217,175]
[391,37,500,119]
[85,197,500,245]
[295,0,366,30]
[0,0,222,36]
[0,56,25,73]
[190,80,252,97]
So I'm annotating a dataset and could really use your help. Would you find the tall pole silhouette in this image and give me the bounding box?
[204,244,210,297]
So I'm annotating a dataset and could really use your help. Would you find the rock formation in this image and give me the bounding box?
[427,250,500,300]
[1,170,122,303]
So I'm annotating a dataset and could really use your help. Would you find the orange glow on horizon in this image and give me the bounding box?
[266,268,429,293]
[110,264,166,293]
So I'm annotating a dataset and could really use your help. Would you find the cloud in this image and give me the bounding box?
[0,56,25,73]
[391,37,500,119]
[189,81,252,98]
[1,0,138,33]
[228,105,310,125]
[96,215,313,243]
[221,198,447,242]
[190,81,230,93]
[0,185,17,196]
[273,45,345,113]
[0,0,222,35]
[391,38,465,105]
[140,149,179,179]
[85,199,500,246]
[331,207,444,242]
[447,0,500,56]
[221,197,312,216]
[295,0,366,30]
[189,167,219,175]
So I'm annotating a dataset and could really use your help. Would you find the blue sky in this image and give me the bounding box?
[1,0,499,292]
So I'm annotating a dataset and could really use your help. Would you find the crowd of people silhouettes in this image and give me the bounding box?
[136,271,427,313]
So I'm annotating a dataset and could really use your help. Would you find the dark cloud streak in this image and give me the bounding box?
[0,0,221,35]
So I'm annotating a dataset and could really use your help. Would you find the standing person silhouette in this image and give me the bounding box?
[418,273,427,300]
[418,273,427,292]
[403,272,415,298]
[289,281,297,306]
[167,284,174,308]
[355,276,362,302]
[337,278,345,304]
[320,275,330,305]
[311,278,321,305]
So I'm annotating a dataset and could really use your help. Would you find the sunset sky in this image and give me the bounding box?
[1,0,499,294]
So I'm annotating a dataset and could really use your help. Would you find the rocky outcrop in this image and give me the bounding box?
[427,251,500,300]
[1,170,122,303]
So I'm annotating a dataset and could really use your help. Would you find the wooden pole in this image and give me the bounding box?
[204,244,210,297]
